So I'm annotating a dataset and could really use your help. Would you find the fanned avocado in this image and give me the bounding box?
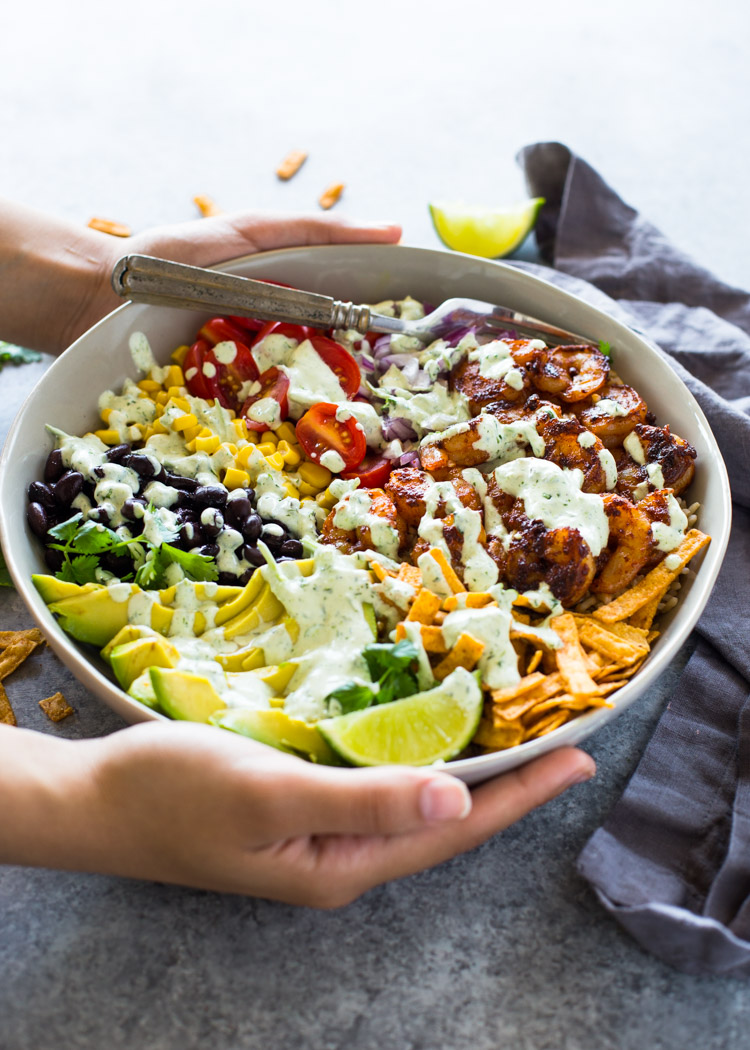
[49,586,137,647]
[101,624,158,664]
[150,666,226,723]
[110,636,180,690]
[32,574,98,604]
[210,707,339,764]
[128,670,161,711]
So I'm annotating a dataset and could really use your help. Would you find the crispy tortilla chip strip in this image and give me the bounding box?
[492,674,565,723]
[427,548,465,594]
[193,194,223,216]
[442,593,492,612]
[276,149,308,180]
[370,561,389,582]
[597,657,647,682]
[87,217,131,237]
[407,588,442,625]
[420,625,447,654]
[573,615,646,666]
[0,682,16,726]
[490,672,546,706]
[628,589,667,631]
[551,613,601,698]
[474,717,524,750]
[0,628,44,650]
[527,649,543,674]
[433,633,484,680]
[647,630,660,644]
[318,181,345,210]
[0,637,40,681]
[39,692,74,723]
[524,710,573,739]
[594,530,710,623]
[397,563,422,589]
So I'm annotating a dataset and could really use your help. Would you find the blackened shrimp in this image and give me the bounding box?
[450,338,535,412]
[503,518,597,607]
[536,414,611,493]
[591,493,655,595]
[385,467,480,527]
[573,381,648,448]
[321,488,406,558]
[529,344,609,403]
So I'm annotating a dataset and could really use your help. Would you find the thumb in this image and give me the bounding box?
[131,212,402,270]
[273,764,472,839]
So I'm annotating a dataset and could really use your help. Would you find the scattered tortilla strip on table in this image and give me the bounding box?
[318,182,345,210]
[0,682,16,726]
[0,635,44,680]
[593,529,710,623]
[39,692,74,723]
[193,194,224,217]
[276,149,308,180]
[87,217,132,237]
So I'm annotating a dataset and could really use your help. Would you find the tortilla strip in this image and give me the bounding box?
[490,672,546,705]
[318,181,345,210]
[397,563,422,589]
[474,718,524,750]
[39,692,74,723]
[527,649,543,674]
[419,625,448,653]
[0,628,44,650]
[551,614,601,697]
[628,589,667,631]
[442,592,493,612]
[593,530,710,623]
[87,217,131,237]
[426,548,465,594]
[275,149,308,180]
[193,194,223,216]
[524,710,573,738]
[407,588,442,625]
[0,682,16,726]
[572,615,647,665]
[433,633,484,680]
[0,637,42,681]
[492,674,565,723]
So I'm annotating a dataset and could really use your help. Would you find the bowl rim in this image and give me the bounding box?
[0,243,732,781]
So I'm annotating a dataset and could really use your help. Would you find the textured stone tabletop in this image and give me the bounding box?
[2,2,750,1048]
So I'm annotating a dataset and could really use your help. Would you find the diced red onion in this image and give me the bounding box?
[397,450,420,467]
[381,416,418,442]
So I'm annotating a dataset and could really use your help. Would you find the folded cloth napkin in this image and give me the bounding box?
[513,142,750,976]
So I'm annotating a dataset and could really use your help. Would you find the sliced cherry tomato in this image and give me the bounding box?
[309,336,361,398]
[341,454,392,488]
[199,316,256,348]
[203,341,260,411]
[252,320,317,347]
[183,339,221,401]
[296,402,367,472]
[241,367,290,433]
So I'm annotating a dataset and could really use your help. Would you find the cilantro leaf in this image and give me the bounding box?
[161,544,219,582]
[70,554,102,585]
[48,514,84,544]
[67,521,123,554]
[0,341,42,370]
[0,550,13,588]
[599,339,612,357]
[363,640,420,681]
[326,681,376,715]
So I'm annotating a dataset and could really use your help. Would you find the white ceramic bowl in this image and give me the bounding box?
[0,245,731,784]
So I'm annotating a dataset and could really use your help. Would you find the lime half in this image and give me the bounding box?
[429,197,545,258]
[317,667,483,767]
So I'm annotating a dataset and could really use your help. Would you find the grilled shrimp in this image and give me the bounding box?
[504,518,597,607]
[537,414,610,493]
[450,338,535,412]
[418,417,490,475]
[385,467,480,527]
[529,344,609,403]
[591,493,655,595]
[321,488,406,556]
[411,512,488,584]
[573,381,648,448]
[485,393,563,426]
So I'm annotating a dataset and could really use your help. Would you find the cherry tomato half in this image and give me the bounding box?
[183,339,221,401]
[252,320,316,348]
[309,336,361,398]
[341,454,392,488]
[241,367,290,433]
[296,402,367,472]
[199,317,255,348]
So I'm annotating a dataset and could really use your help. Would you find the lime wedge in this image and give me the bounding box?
[317,667,483,767]
[429,197,545,258]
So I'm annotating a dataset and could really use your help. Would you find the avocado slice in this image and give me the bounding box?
[213,572,264,626]
[32,574,99,604]
[49,586,138,647]
[100,624,158,665]
[209,708,339,764]
[247,662,298,693]
[214,646,266,672]
[128,670,161,711]
[150,666,227,723]
[110,636,180,690]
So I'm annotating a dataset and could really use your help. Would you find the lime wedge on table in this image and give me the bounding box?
[317,667,483,767]
[429,197,545,258]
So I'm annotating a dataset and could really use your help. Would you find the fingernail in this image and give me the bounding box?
[366,221,400,229]
[564,761,596,789]
[420,777,472,822]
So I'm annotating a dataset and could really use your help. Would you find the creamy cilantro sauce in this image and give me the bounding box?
[591,397,628,418]
[333,489,400,558]
[418,481,498,591]
[441,596,519,690]
[651,494,688,552]
[422,412,545,463]
[374,381,471,437]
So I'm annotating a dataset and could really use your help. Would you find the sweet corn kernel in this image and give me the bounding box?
[278,442,301,467]
[169,396,190,413]
[236,446,254,469]
[171,344,190,366]
[164,365,185,388]
[265,452,285,471]
[93,428,122,445]
[99,407,113,424]
[260,431,278,447]
[225,442,238,456]
[298,461,332,488]
[155,391,170,405]
[141,426,156,442]
[182,424,202,442]
[151,419,168,435]
[185,439,198,453]
[224,467,250,490]
[276,421,298,444]
[167,385,186,399]
[297,480,318,497]
[137,379,162,393]
[172,413,198,432]
[195,435,221,454]
[256,442,277,457]
[232,418,248,441]
[316,488,337,510]
[283,481,300,499]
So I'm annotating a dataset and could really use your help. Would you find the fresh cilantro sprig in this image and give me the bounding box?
[48,514,143,584]
[135,544,218,589]
[0,341,42,370]
[599,339,612,357]
[325,640,422,715]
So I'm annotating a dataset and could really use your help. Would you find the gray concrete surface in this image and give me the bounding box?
[2,1,750,1047]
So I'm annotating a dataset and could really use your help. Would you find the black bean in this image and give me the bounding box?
[176,507,199,524]
[126,453,158,478]
[197,543,219,559]
[244,547,266,567]
[218,571,239,586]
[28,481,56,508]
[238,568,255,585]
[53,471,84,504]
[27,503,49,537]
[44,449,65,482]
[87,506,111,526]
[280,538,303,558]
[105,443,131,463]
[121,498,147,522]
[194,485,227,508]
[201,517,224,539]
[103,552,133,576]
[260,530,283,554]
[179,523,201,548]
[44,548,65,572]
[242,514,262,543]
[224,495,253,527]
[163,472,199,492]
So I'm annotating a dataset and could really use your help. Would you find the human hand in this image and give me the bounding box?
[23,722,594,906]
[74,211,402,348]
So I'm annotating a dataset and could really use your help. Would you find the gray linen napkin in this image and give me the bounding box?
[512,142,750,976]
